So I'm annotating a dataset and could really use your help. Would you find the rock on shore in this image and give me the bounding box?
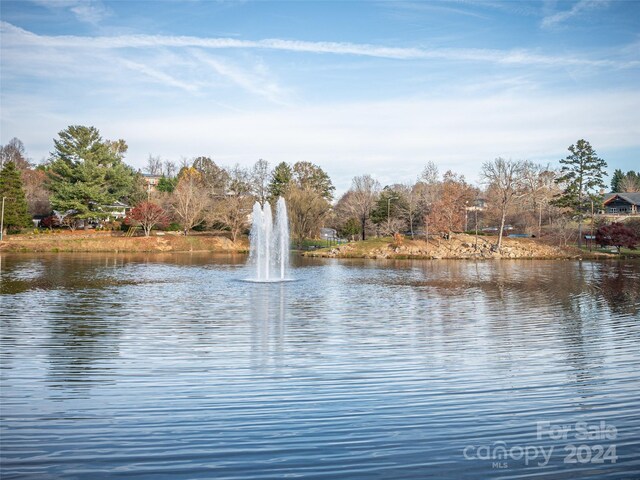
[305,234,585,260]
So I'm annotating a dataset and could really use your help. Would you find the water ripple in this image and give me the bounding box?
[1,254,639,479]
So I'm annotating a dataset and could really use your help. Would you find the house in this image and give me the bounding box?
[320,227,337,240]
[603,192,640,215]
[102,200,130,220]
[142,173,163,192]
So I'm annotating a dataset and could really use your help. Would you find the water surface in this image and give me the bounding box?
[1,254,639,479]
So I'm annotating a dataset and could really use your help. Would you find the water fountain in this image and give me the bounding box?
[248,197,290,282]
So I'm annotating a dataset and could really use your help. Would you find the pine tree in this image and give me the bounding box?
[553,139,608,248]
[611,169,625,192]
[47,126,135,223]
[268,162,293,203]
[0,161,32,234]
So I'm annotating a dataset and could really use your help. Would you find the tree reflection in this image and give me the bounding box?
[46,294,122,390]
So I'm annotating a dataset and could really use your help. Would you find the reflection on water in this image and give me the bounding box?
[1,253,639,479]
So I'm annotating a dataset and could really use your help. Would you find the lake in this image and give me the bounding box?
[1,254,639,479]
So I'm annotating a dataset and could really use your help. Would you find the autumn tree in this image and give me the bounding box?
[553,139,608,248]
[0,161,31,234]
[425,171,475,239]
[596,222,638,253]
[128,201,169,236]
[481,158,526,250]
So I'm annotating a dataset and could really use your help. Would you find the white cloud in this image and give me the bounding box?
[541,0,610,29]
[3,86,639,192]
[1,21,638,192]
[190,50,288,104]
[119,59,200,93]
[4,90,627,191]
[2,21,637,69]
[30,0,111,25]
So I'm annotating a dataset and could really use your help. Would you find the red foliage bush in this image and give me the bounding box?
[596,222,638,253]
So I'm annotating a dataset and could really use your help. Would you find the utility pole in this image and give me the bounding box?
[474,205,479,251]
[464,201,469,232]
[590,200,594,252]
[0,197,5,241]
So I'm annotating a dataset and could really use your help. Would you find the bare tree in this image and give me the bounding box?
[421,161,439,184]
[211,195,252,243]
[251,159,270,205]
[520,162,558,236]
[415,163,442,236]
[345,175,380,240]
[209,165,253,243]
[399,182,419,238]
[145,155,163,176]
[193,156,228,193]
[286,185,331,246]
[171,168,208,235]
[619,175,640,192]
[481,158,526,251]
[0,137,30,170]
[164,159,177,178]
[21,168,51,216]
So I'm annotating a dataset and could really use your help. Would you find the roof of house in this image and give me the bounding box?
[604,192,640,206]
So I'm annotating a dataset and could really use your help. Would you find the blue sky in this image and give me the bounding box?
[1,0,639,192]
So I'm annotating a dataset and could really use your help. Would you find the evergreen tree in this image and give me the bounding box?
[156,176,178,193]
[0,161,31,234]
[611,169,625,192]
[47,126,135,222]
[553,139,607,248]
[611,169,640,192]
[370,187,409,233]
[268,162,293,202]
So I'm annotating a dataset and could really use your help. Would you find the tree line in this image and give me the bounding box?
[1,125,639,249]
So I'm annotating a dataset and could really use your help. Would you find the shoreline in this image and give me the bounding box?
[0,232,632,260]
[303,234,623,260]
[0,231,248,254]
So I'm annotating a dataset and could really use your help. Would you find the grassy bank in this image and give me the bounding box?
[581,246,640,258]
[0,231,248,253]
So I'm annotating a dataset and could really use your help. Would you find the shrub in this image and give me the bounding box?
[596,222,638,253]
